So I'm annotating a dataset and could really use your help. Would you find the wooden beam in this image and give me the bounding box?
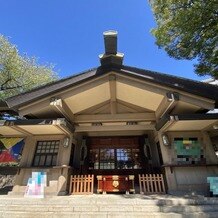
[156,92,179,120]
[10,125,33,136]
[155,115,176,132]
[75,124,155,132]
[93,103,110,114]
[117,102,138,113]
[160,120,176,132]
[202,120,218,131]
[50,98,74,122]
[110,101,116,114]
[117,99,153,112]
[62,100,75,120]
[75,113,156,123]
[19,99,50,117]
[55,125,72,136]
[109,74,116,101]
[109,74,117,114]
[76,100,110,115]
[179,95,214,110]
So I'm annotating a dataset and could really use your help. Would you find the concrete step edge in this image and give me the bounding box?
[3,211,218,215]
[1,205,218,213]
[1,202,218,205]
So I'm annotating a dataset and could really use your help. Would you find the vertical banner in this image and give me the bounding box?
[25,172,47,198]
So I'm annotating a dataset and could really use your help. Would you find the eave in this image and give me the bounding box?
[156,113,218,132]
[4,64,218,111]
[0,118,74,137]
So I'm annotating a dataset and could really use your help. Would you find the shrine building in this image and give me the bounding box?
[0,31,218,196]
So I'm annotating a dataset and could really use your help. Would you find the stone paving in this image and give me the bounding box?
[0,194,218,217]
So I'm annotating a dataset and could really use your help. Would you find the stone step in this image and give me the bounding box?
[1,211,218,218]
[1,197,218,206]
[1,195,218,217]
[0,204,218,213]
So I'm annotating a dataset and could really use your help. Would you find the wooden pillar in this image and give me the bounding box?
[19,136,36,167]
[157,132,177,193]
[202,131,218,164]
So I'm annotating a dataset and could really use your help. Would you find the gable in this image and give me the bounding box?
[64,82,110,114]
[10,69,215,123]
[4,65,218,109]
[116,81,164,111]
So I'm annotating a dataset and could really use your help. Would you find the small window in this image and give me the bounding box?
[117,148,132,169]
[32,140,60,167]
[99,149,115,169]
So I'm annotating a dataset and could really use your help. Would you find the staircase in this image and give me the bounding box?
[0,194,218,218]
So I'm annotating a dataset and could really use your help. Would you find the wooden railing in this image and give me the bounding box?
[139,174,166,194]
[69,174,94,195]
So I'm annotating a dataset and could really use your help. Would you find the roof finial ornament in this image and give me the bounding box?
[99,30,124,67]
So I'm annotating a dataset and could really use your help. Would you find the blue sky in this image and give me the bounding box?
[0,0,204,80]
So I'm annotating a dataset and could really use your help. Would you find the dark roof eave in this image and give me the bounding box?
[120,66,218,106]
[4,64,218,109]
[174,113,218,121]
[0,100,18,115]
[0,118,74,132]
[155,113,218,131]
[5,68,99,109]
[0,100,9,109]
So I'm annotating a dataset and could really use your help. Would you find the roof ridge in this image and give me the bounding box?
[123,65,218,89]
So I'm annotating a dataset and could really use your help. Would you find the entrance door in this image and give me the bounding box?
[85,136,151,177]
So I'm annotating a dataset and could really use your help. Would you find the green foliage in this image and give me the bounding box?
[0,35,58,100]
[150,0,218,78]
